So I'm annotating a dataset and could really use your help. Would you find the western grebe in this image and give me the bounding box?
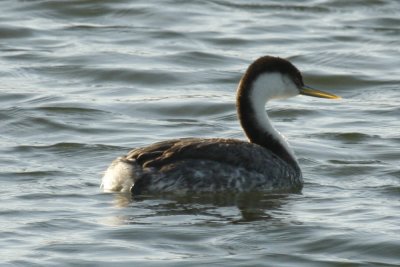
[102,56,340,194]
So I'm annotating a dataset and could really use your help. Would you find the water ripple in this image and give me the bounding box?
[1,0,400,266]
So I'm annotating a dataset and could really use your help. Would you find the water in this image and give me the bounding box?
[1,0,399,266]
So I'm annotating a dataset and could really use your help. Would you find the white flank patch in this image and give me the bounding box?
[101,157,134,192]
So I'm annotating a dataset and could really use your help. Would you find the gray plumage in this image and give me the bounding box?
[107,138,302,194]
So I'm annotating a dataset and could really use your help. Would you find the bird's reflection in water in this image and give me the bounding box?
[110,191,296,224]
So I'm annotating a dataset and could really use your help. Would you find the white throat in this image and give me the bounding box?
[249,72,299,161]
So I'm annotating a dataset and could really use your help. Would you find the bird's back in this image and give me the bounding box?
[102,138,302,194]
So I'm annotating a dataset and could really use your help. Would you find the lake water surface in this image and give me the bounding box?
[1,0,399,266]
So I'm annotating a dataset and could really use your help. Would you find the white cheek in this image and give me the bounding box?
[251,73,285,101]
[282,76,299,98]
[251,73,299,101]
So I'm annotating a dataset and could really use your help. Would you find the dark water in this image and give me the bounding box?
[1,0,399,266]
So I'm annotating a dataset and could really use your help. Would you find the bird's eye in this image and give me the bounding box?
[293,76,304,87]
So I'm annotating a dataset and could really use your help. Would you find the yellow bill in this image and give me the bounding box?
[300,85,341,99]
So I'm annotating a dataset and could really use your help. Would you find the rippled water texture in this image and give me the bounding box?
[1,0,399,266]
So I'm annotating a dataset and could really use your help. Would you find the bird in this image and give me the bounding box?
[101,55,340,195]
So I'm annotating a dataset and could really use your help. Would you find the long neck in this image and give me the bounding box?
[236,73,300,171]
